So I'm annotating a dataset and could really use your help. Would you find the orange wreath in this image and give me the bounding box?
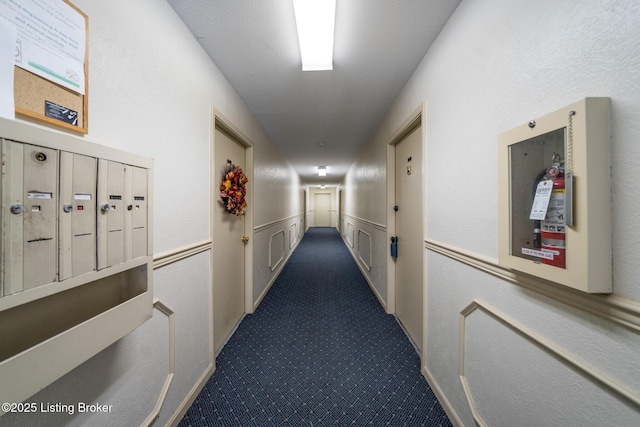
[219,163,248,216]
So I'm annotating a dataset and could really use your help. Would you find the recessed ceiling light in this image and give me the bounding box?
[293,0,336,71]
[317,166,327,176]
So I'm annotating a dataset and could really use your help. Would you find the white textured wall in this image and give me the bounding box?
[252,215,304,305]
[1,1,301,426]
[252,142,304,306]
[344,0,640,425]
[253,142,303,228]
[342,136,387,226]
[340,133,388,305]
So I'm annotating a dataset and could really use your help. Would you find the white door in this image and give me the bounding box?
[338,190,343,234]
[395,124,423,350]
[213,127,247,354]
[314,193,331,226]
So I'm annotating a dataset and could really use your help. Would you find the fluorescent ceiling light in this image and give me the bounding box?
[293,0,336,71]
[318,166,327,176]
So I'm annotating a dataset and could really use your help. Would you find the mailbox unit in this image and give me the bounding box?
[0,118,153,409]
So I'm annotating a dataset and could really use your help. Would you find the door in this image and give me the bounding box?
[395,123,423,350]
[314,193,331,226]
[338,190,343,234]
[303,190,307,231]
[213,127,247,354]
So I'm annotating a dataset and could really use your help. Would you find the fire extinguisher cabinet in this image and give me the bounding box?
[497,98,611,293]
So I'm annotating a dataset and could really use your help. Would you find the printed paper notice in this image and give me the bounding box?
[0,18,15,119]
[0,0,85,94]
[529,179,553,220]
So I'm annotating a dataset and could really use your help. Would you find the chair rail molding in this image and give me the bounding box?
[426,239,640,333]
[458,299,640,427]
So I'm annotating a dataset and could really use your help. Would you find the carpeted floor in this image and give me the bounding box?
[178,227,452,426]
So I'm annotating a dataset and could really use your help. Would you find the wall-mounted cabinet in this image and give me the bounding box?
[498,98,611,293]
[0,118,153,410]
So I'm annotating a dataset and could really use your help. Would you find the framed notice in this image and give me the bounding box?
[1,0,89,133]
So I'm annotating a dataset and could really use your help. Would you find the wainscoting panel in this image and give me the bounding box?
[289,223,298,249]
[141,299,176,426]
[269,230,285,272]
[427,239,640,333]
[358,229,372,271]
[253,214,305,308]
[458,300,640,427]
[347,222,355,248]
[341,214,387,307]
[298,217,304,238]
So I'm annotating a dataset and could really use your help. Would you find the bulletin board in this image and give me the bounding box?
[12,0,89,134]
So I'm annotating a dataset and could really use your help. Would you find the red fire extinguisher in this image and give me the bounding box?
[540,163,566,269]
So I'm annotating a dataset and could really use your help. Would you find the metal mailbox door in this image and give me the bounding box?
[1,141,58,294]
[127,166,148,260]
[98,159,125,269]
[59,152,97,280]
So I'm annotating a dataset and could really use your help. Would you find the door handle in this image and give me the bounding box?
[390,236,398,258]
[241,236,249,243]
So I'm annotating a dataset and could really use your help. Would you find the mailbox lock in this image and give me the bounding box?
[100,203,111,212]
[34,152,47,162]
[10,203,25,214]
[63,204,73,213]
[127,204,133,211]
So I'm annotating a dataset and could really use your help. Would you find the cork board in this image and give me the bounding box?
[13,1,88,134]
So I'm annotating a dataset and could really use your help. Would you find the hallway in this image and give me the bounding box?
[1,2,639,426]
[178,228,451,427]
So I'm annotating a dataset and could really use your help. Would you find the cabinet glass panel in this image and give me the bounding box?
[509,128,567,269]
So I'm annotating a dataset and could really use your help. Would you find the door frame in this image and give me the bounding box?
[338,189,343,235]
[313,191,332,227]
[386,102,427,352]
[211,108,254,316]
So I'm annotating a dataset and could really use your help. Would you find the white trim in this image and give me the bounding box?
[385,101,427,348]
[166,362,215,427]
[254,213,305,233]
[357,229,372,272]
[346,222,355,247]
[458,299,640,427]
[341,213,386,232]
[346,239,387,312]
[426,238,640,333]
[141,300,176,427]
[289,222,298,249]
[153,240,211,269]
[211,107,255,314]
[269,230,285,272]
[253,235,302,311]
[421,365,465,427]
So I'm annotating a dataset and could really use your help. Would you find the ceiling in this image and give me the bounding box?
[167,0,461,185]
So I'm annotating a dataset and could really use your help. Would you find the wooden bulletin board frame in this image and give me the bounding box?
[13,0,89,134]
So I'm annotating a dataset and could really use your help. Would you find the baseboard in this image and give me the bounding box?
[166,362,215,427]
[169,233,303,427]
[253,237,302,311]
[422,364,464,427]
[342,234,388,311]
[165,244,296,426]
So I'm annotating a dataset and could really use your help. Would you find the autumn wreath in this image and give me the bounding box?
[219,162,248,216]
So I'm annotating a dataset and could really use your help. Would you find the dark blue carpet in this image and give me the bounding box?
[178,227,452,426]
